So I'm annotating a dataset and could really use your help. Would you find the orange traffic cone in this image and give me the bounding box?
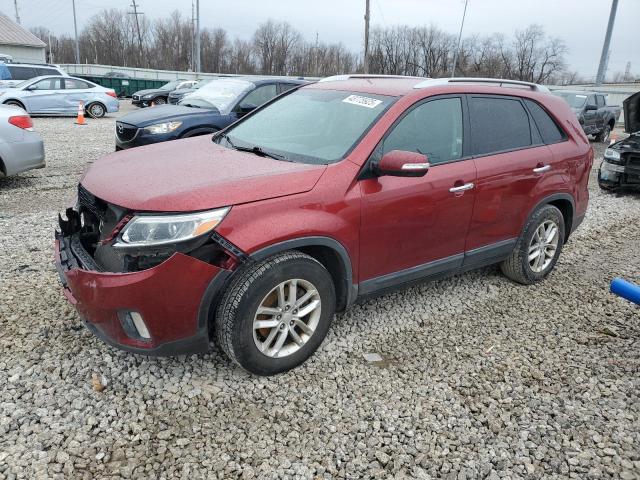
[75,101,86,125]
[610,132,617,145]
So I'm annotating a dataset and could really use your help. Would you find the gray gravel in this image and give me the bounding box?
[1,103,639,479]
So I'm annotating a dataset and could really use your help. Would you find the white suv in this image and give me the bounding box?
[0,63,68,88]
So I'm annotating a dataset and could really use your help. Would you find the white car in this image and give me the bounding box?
[0,104,44,177]
[0,76,119,118]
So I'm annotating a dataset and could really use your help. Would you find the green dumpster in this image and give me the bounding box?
[76,75,170,98]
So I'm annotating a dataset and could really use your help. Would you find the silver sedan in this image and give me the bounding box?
[0,76,119,118]
[0,104,45,177]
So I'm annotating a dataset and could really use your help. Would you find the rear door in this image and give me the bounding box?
[466,95,555,256]
[359,95,477,288]
[62,78,95,114]
[595,94,606,131]
[22,77,65,113]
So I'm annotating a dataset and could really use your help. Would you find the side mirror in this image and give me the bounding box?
[376,150,429,177]
[238,103,257,115]
[585,103,598,111]
[25,85,36,91]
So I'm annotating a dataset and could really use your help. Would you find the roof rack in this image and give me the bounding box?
[319,74,427,83]
[414,77,550,93]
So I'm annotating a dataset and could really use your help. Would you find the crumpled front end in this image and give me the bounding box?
[599,136,640,189]
[54,185,241,355]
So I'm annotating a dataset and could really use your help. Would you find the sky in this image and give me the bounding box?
[1,0,638,79]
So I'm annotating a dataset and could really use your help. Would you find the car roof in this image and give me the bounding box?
[308,75,554,99]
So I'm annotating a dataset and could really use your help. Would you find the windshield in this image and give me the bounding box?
[554,92,588,108]
[161,80,184,90]
[180,79,253,114]
[217,89,395,164]
[10,79,32,88]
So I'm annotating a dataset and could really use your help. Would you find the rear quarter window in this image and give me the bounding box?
[36,67,60,76]
[7,66,37,80]
[524,99,566,144]
[469,96,532,156]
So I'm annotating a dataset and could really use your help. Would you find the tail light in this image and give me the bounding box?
[106,91,117,98]
[8,115,34,131]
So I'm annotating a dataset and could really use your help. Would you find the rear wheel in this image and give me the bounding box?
[215,251,335,376]
[86,102,106,119]
[500,205,565,285]
[152,97,167,106]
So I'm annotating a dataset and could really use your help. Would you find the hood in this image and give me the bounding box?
[610,133,640,153]
[134,88,169,96]
[117,105,216,127]
[80,135,326,212]
[623,91,639,134]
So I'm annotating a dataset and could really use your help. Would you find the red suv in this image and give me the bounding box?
[55,76,593,375]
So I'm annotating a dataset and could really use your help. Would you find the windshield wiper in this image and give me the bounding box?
[218,134,289,161]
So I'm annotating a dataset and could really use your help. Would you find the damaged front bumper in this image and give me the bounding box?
[598,156,640,189]
[54,216,232,356]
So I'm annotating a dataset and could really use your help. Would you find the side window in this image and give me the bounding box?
[596,95,605,108]
[278,82,298,94]
[64,79,91,89]
[240,84,278,108]
[382,97,463,165]
[31,78,63,90]
[36,67,57,76]
[7,66,37,80]
[469,97,531,156]
[587,95,596,107]
[525,99,566,144]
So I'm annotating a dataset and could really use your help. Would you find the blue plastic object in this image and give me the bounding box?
[610,278,640,305]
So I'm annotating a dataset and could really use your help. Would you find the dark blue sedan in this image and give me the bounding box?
[115,77,307,150]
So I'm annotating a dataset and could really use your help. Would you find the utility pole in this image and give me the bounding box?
[191,0,196,71]
[195,0,201,73]
[363,0,370,74]
[314,31,319,77]
[451,0,469,77]
[13,0,20,24]
[129,0,144,65]
[48,32,53,63]
[72,0,80,64]
[595,0,618,86]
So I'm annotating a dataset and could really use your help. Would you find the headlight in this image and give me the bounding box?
[115,207,230,248]
[142,94,155,99]
[143,121,182,135]
[604,148,621,161]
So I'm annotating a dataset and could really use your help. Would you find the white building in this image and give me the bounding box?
[0,14,46,64]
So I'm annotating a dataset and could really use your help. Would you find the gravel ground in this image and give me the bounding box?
[1,102,639,479]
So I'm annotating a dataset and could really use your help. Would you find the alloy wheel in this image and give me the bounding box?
[528,220,559,273]
[253,279,321,358]
[89,104,104,118]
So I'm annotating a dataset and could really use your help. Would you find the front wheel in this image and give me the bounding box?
[215,251,336,375]
[151,97,166,106]
[500,205,565,285]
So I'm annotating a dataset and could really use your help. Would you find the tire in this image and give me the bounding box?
[86,102,106,119]
[215,251,336,376]
[152,97,167,106]
[595,124,611,143]
[500,205,565,285]
[4,100,25,110]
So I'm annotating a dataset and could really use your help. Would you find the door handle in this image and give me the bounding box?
[533,165,551,173]
[449,182,474,193]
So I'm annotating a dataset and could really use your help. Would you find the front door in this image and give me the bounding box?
[23,77,64,114]
[359,96,476,292]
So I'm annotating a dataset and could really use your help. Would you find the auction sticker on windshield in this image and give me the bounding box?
[343,95,383,108]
